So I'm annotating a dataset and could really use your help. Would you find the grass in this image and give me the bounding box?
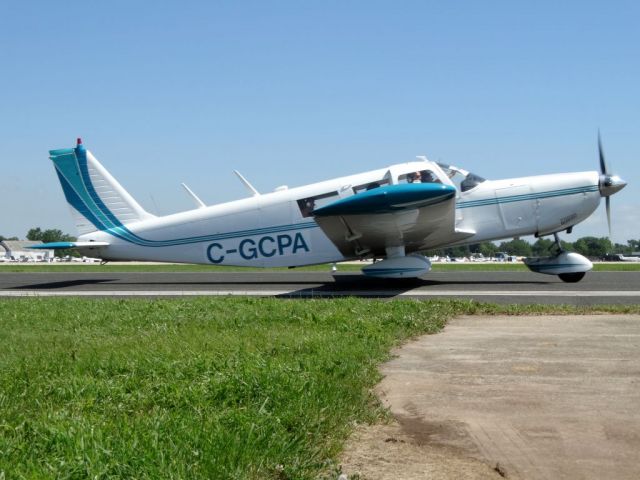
[1,262,639,272]
[1,298,639,479]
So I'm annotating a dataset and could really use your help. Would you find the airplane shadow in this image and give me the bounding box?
[8,279,326,290]
[11,279,117,290]
[7,273,551,293]
[332,274,550,287]
[279,275,552,298]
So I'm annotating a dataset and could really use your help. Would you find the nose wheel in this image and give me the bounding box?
[558,272,586,283]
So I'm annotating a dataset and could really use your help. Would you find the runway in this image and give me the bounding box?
[2,271,639,304]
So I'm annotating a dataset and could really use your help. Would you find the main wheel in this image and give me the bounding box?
[558,272,586,283]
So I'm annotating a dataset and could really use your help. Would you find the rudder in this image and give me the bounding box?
[50,138,154,235]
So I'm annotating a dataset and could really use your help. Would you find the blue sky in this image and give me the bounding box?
[1,1,638,243]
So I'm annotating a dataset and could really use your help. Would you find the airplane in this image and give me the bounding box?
[30,137,626,282]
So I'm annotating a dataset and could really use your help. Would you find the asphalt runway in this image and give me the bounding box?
[1,271,639,304]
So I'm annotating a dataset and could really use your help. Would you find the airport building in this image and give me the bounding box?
[0,240,54,262]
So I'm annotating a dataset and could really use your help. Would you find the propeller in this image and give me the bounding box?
[597,132,627,237]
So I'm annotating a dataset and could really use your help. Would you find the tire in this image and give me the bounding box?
[558,272,586,283]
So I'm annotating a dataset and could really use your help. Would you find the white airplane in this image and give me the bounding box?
[31,137,626,282]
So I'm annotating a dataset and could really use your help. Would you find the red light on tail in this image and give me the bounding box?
[77,137,83,146]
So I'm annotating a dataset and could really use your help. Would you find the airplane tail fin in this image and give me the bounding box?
[49,138,154,235]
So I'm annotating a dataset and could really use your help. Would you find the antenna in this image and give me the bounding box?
[149,194,160,215]
[181,183,206,208]
[233,170,260,196]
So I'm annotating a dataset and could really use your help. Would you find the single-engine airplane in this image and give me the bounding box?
[31,137,626,282]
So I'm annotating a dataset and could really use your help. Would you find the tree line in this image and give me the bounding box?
[426,237,640,260]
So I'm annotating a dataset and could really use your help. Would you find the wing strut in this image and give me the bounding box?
[339,216,370,256]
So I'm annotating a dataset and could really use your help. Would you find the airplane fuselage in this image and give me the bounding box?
[79,161,601,266]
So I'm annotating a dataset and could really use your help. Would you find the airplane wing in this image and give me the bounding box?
[311,183,474,257]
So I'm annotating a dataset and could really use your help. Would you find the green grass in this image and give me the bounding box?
[1,299,639,479]
[1,262,639,272]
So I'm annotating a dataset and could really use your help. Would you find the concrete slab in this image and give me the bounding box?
[369,315,640,480]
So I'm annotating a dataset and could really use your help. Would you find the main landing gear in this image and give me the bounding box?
[361,246,432,279]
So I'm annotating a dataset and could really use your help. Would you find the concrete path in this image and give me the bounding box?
[372,315,640,480]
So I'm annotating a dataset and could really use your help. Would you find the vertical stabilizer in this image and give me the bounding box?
[50,139,154,235]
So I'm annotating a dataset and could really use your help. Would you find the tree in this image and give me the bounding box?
[43,229,75,244]
[0,235,19,241]
[26,227,43,241]
[497,239,532,257]
[476,242,499,258]
[27,228,75,243]
[531,238,554,256]
[573,236,612,259]
[613,242,632,255]
[25,227,77,257]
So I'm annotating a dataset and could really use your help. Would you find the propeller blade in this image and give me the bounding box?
[598,131,609,175]
[606,196,611,238]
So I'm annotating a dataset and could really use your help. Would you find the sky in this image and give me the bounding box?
[1,1,638,244]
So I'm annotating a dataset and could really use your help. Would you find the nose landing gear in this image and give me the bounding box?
[524,233,592,283]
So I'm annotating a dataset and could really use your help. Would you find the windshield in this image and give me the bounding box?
[436,162,486,192]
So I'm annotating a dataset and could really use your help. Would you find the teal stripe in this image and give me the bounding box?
[459,185,598,209]
[528,263,586,269]
[103,221,319,248]
[52,152,119,232]
[51,147,320,247]
[365,267,426,274]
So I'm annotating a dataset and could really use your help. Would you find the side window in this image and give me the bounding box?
[352,178,389,194]
[297,191,339,217]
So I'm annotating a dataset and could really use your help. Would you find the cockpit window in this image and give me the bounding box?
[399,170,441,184]
[436,162,486,192]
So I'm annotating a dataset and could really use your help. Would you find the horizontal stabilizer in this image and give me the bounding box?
[27,241,110,250]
